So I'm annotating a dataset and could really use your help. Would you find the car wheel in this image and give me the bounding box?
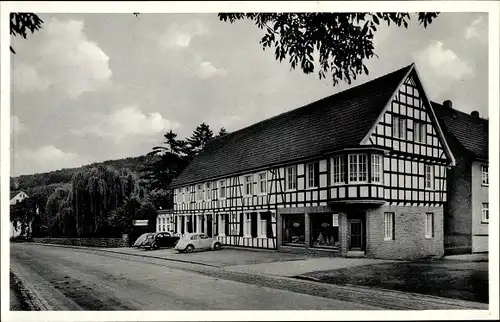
[185,245,195,253]
[153,244,160,250]
[213,242,222,251]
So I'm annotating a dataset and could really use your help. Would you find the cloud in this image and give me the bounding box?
[13,145,90,175]
[72,105,180,142]
[414,41,473,93]
[11,115,27,135]
[465,16,487,43]
[159,20,208,49]
[197,61,227,79]
[13,17,112,99]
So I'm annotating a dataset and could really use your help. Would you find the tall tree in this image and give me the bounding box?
[218,13,439,85]
[10,197,37,238]
[216,127,228,138]
[184,122,214,159]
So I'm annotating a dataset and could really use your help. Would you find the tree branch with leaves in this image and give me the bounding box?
[218,12,439,86]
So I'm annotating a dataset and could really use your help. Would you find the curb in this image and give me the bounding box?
[30,242,220,268]
[10,268,52,311]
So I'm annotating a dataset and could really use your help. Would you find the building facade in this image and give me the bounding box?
[433,101,489,254]
[168,63,456,260]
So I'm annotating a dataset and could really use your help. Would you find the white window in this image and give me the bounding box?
[219,214,226,236]
[349,154,367,182]
[257,172,267,194]
[244,175,253,196]
[413,121,426,144]
[332,156,345,183]
[425,213,434,238]
[205,182,211,200]
[481,166,489,185]
[286,166,297,190]
[384,212,394,240]
[184,187,189,202]
[244,213,252,237]
[219,180,226,199]
[191,186,196,202]
[332,214,339,227]
[393,116,407,139]
[258,212,266,238]
[424,164,434,189]
[306,162,319,188]
[482,203,489,223]
[197,184,203,201]
[212,181,217,200]
[371,154,382,183]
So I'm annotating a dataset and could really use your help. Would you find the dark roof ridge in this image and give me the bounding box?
[210,63,414,147]
[431,101,489,123]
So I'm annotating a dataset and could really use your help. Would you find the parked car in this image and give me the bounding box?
[132,233,153,248]
[174,233,222,253]
[142,232,180,250]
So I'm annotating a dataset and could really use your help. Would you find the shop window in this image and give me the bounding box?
[282,214,305,245]
[310,214,339,248]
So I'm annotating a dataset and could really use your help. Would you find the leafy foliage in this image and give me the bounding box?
[10,198,37,237]
[218,12,439,85]
[10,12,44,54]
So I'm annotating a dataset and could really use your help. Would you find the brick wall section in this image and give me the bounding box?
[32,236,129,248]
[366,205,444,260]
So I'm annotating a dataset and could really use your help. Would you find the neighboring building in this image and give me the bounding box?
[156,209,176,234]
[433,101,489,254]
[169,63,456,260]
[10,190,30,237]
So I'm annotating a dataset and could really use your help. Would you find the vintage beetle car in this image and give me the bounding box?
[174,233,222,253]
[133,233,154,248]
[142,232,180,250]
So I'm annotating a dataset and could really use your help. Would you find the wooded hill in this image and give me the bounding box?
[11,154,159,192]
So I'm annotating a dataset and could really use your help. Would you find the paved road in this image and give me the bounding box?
[10,243,378,310]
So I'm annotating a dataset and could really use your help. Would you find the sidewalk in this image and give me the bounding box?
[444,253,488,262]
[224,257,397,277]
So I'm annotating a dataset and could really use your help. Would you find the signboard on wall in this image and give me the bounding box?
[133,220,149,226]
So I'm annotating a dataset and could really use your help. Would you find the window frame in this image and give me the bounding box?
[481,165,489,186]
[425,213,434,238]
[244,174,254,196]
[370,154,383,184]
[243,212,252,237]
[384,212,395,241]
[424,164,434,190]
[205,182,211,201]
[332,155,345,184]
[211,181,217,200]
[196,184,204,201]
[482,203,489,223]
[392,116,407,140]
[257,172,267,195]
[306,162,319,189]
[285,165,297,191]
[348,154,368,183]
[219,180,226,199]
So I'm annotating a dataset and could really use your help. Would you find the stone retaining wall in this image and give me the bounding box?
[31,236,129,248]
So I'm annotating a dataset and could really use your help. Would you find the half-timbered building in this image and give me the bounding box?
[168,63,456,260]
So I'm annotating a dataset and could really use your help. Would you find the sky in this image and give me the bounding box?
[9,12,488,176]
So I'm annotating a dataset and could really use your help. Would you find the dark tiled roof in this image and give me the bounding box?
[172,64,413,188]
[432,102,488,160]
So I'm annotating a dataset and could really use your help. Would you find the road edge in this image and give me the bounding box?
[10,267,52,311]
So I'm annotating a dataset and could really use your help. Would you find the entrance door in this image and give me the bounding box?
[349,221,363,250]
[207,215,213,237]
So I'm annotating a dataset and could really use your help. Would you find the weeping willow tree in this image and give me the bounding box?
[71,165,142,237]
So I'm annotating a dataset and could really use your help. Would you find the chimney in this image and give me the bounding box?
[471,111,480,118]
[443,100,452,109]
